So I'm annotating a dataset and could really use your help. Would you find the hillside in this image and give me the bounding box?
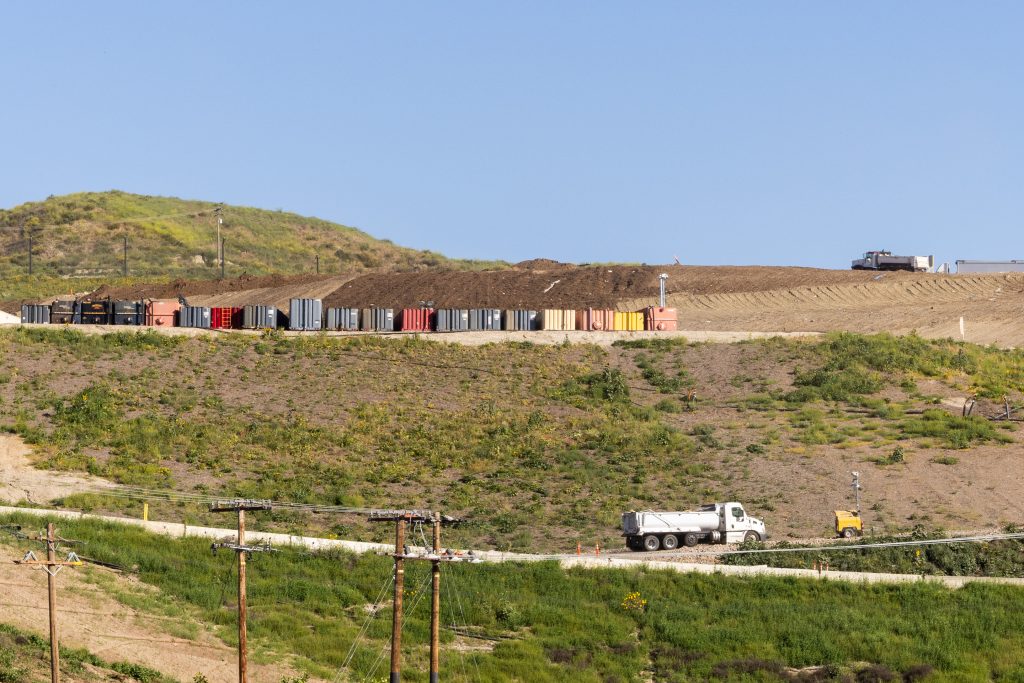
[0,327,1021,552]
[0,191,504,300]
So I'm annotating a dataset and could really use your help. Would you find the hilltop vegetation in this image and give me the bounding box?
[0,329,1020,551]
[0,191,504,300]
[2,512,1024,682]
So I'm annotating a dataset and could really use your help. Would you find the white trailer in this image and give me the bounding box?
[852,251,932,272]
[955,260,1024,274]
[621,502,767,551]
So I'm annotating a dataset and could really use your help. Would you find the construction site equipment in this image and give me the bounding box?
[834,472,864,538]
[851,251,933,272]
[955,259,1024,273]
[622,502,767,550]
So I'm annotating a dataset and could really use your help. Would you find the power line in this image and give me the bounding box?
[721,532,1024,556]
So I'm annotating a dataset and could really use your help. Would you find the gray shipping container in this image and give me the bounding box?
[325,307,360,331]
[50,301,80,325]
[503,310,538,331]
[357,308,394,331]
[955,260,1024,273]
[288,298,323,331]
[21,304,51,324]
[179,306,211,329]
[435,308,470,332]
[469,308,502,331]
[242,305,278,329]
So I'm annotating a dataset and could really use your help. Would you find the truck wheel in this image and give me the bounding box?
[743,531,760,543]
[643,535,660,551]
[661,534,679,550]
[683,533,698,547]
[842,527,856,539]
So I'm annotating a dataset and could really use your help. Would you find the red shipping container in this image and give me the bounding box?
[399,308,434,331]
[645,306,678,331]
[210,306,242,329]
[145,300,180,327]
[576,308,615,331]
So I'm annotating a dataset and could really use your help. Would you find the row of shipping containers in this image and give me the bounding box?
[21,299,679,332]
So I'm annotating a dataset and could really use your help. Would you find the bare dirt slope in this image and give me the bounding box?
[0,434,115,505]
[0,536,307,683]
[617,272,1024,348]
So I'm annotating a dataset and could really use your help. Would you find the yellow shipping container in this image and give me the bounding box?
[613,311,644,331]
[541,309,576,331]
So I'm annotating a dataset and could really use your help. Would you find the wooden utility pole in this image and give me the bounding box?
[123,235,128,276]
[210,499,273,683]
[12,523,83,683]
[391,516,407,683]
[430,512,441,683]
[368,510,463,683]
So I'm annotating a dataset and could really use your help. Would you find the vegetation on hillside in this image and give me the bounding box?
[3,512,1024,682]
[0,621,171,683]
[0,191,505,300]
[0,329,1020,550]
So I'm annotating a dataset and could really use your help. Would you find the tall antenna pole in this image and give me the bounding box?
[210,499,273,683]
[215,205,223,268]
[430,512,441,683]
[852,472,862,516]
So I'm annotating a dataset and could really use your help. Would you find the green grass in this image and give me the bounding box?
[0,191,507,300]
[5,513,1024,682]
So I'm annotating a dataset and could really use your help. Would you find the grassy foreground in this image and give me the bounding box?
[3,512,1024,682]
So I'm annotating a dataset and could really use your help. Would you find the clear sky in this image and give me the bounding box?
[3,3,1022,268]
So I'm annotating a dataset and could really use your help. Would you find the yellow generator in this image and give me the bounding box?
[834,510,862,538]
[835,471,864,538]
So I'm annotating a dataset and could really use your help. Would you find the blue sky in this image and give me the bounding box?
[3,3,1022,268]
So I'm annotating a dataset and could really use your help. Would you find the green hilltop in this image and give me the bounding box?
[0,191,504,299]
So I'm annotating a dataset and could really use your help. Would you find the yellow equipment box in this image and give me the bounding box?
[834,510,862,538]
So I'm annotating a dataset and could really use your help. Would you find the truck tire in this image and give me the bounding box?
[842,527,856,539]
[683,533,699,547]
[743,531,760,543]
[661,534,679,550]
[643,535,660,551]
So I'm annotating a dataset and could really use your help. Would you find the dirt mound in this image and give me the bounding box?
[323,265,899,310]
[513,258,577,270]
[86,272,347,302]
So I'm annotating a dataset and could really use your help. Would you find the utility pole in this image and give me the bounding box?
[391,515,407,683]
[221,238,227,280]
[12,523,83,683]
[315,253,319,275]
[210,499,273,683]
[215,205,223,268]
[123,235,128,277]
[369,510,464,683]
[28,232,33,275]
[430,512,441,683]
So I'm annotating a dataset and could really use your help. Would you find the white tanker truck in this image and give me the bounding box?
[622,502,767,551]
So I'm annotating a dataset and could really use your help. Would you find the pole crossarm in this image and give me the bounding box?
[209,499,273,513]
[211,542,276,554]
